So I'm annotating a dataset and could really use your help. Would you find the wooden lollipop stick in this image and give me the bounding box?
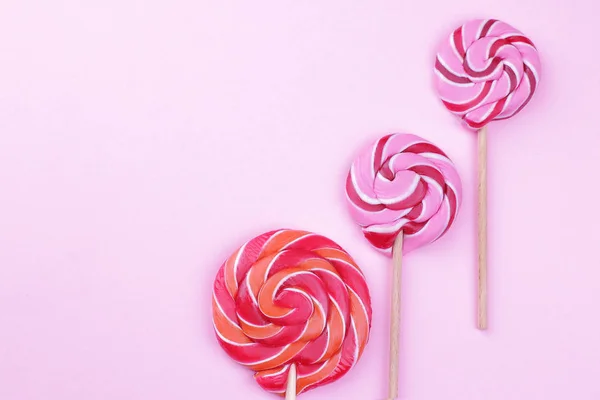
[388,233,403,399]
[285,363,297,400]
[477,126,488,330]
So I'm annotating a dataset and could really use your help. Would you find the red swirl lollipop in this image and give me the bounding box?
[212,229,372,398]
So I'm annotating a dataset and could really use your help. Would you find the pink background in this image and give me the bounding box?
[1,1,599,399]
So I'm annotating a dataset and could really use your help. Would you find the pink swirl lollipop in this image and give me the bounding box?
[346,134,461,255]
[434,19,541,130]
[434,19,541,329]
[345,133,462,398]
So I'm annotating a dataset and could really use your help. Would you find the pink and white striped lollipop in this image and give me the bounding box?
[434,19,541,130]
[346,133,462,254]
[433,19,541,329]
[345,133,462,398]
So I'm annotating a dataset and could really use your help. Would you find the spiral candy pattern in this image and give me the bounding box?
[346,133,462,254]
[434,19,541,130]
[212,229,372,396]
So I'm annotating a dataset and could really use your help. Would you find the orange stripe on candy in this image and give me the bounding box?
[212,296,253,345]
[224,248,241,297]
[298,298,326,343]
[248,341,306,371]
[298,258,336,274]
[258,268,303,319]
[297,352,342,394]
[349,290,369,357]
[317,302,344,363]
[239,319,282,340]
[259,230,309,258]
[247,254,276,300]
[313,248,359,270]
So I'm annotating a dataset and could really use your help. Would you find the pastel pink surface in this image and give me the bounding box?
[1,1,600,400]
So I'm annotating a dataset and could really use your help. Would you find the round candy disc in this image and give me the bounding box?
[346,133,462,254]
[212,229,372,396]
[434,19,541,130]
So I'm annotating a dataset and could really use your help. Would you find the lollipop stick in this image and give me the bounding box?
[285,364,297,400]
[477,126,488,330]
[388,232,403,399]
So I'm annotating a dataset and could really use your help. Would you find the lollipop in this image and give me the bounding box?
[434,18,541,329]
[212,229,372,398]
[346,133,462,398]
